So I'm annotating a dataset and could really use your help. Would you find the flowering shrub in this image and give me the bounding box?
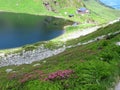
[45,70,74,81]
[19,69,74,83]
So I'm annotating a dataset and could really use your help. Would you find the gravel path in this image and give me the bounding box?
[61,26,100,41]
[115,82,120,90]
[60,18,120,41]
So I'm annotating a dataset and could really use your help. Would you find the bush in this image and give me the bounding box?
[71,60,115,90]
[22,45,36,51]
[22,80,62,90]
[45,70,74,81]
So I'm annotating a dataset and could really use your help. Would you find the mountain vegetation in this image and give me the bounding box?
[0,0,120,90]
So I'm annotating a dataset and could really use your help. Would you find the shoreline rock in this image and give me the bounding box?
[0,47,65,67]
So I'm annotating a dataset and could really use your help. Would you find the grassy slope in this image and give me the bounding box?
[0,0,120,23]
[0,22,120,90]
[84,0,120,23]
[0,0,48,15]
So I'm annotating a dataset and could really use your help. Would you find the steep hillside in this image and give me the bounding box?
[0,0,120,24]
[42,0,83,12]
[0,20,120,90]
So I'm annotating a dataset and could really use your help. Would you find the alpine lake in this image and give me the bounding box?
[0,12,73,49]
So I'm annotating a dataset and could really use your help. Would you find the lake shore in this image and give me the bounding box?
[98,0,120,10]
[0,17,120,67]
[97,0,115,9]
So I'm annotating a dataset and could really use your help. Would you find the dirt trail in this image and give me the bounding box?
[60,18,120,41]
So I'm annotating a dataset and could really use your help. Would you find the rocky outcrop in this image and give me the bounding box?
[0,46,65,67]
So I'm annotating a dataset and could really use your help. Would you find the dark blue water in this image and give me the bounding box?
[100,0,120,9]
[0,12,72,49]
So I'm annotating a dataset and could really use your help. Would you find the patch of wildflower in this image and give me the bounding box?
[45,70,74,81]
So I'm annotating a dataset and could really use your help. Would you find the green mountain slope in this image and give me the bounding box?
[0,20,120,90]
[0,0,120,24]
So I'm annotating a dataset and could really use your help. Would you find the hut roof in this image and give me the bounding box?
[78,7,87,12]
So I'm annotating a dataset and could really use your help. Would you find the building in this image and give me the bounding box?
[76,7,89,14]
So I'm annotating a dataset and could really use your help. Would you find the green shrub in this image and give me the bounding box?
[71,60,115,90]
[22,45,36,51]
[22,80,62,90]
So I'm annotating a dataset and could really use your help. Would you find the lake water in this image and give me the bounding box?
[0,12,72,49]
[100,0,120,9]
